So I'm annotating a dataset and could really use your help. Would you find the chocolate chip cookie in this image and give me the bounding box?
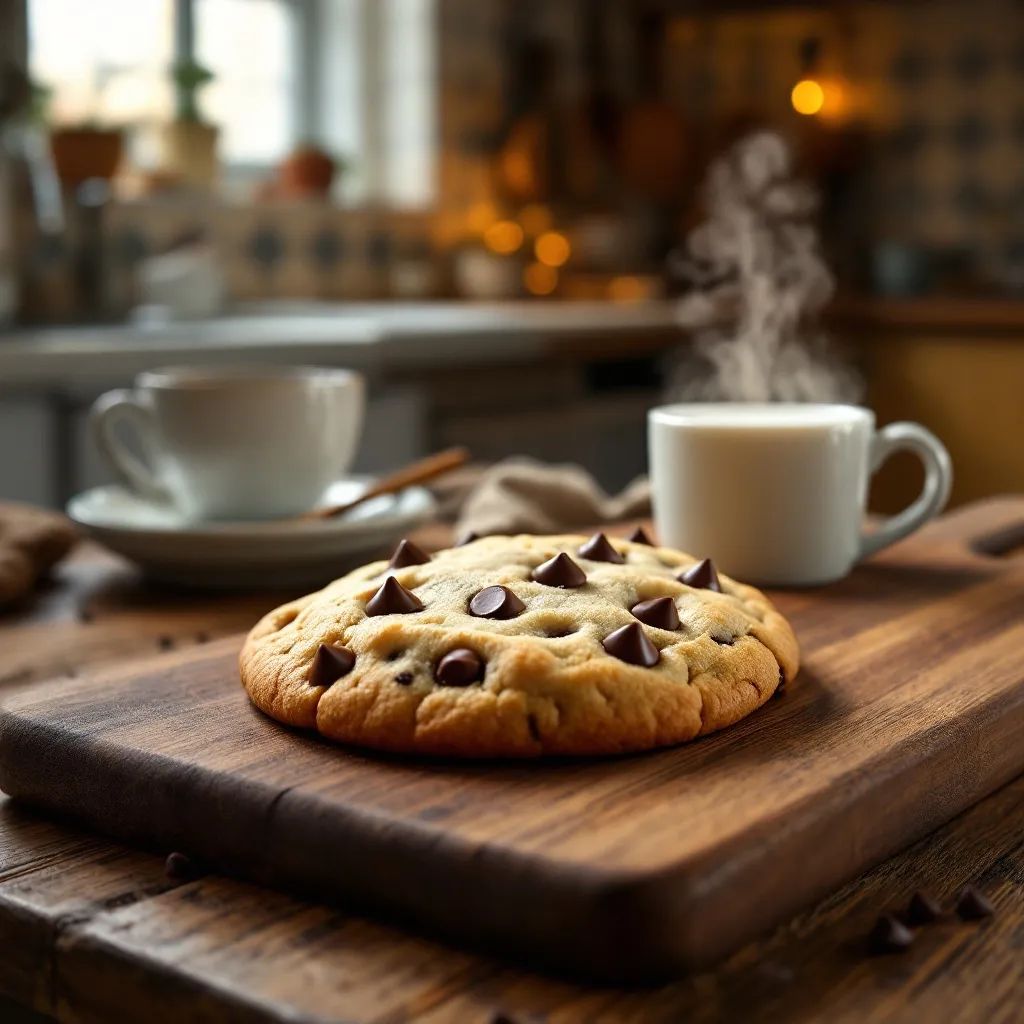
[239,533,799,757]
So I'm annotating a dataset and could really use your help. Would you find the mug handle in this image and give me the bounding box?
[858,421,953,560]
[90,389,171,503]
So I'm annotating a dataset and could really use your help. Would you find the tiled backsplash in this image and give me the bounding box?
[667,0,1024,255]
[438,0,1024,289]
[19,198,438,321]
[108,201,435,308]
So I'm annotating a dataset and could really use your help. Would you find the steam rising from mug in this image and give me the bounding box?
[667,131,861,404]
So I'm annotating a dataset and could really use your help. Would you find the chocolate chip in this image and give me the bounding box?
[456,530,480,546]
[867,913,914,955]
[531,552,586,588]
[470,584,526,620]
[577,532,625,564]
[388,538,431,569]
[164,851,200,881]
[394,671,414,685]
[678,557,722,592]
[627,526,655,545]
[77,606,94,624]
[195,631,210,644]
[905,890,943,926]
[310,643,356,687]
[365,576,424,615]
[955,886,994,921]
[158,635,174,651]
[773,666,786,698]
[435,648,484,686]
[602,622,660,667]
[630,596,681,630]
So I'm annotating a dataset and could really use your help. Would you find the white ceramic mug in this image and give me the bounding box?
[90,366,365,520]
[648,403,953,586]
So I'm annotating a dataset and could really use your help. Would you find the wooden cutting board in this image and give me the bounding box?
[2,497,1024,982]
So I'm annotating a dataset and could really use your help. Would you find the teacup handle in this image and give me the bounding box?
[859,421,953,560]
[90,389,171,503]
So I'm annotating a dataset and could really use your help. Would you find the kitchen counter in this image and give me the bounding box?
[0,300,685,508]
[833,294,1024,334]
[0,300,684,391]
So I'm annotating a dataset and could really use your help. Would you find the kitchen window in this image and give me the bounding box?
[27,0,436,204]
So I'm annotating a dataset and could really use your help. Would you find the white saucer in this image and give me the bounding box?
[67,478,437,589]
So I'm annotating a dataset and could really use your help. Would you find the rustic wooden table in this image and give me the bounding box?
[0,534,1022,1024]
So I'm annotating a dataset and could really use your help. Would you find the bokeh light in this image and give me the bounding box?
[524,262,558,296]
[534,231,571,268]
[483,220,524,255]
[466,201,499,234]
[608,275,647,303]
[791,78,825,116]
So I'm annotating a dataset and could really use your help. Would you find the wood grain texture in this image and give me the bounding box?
[3,499,1024,985]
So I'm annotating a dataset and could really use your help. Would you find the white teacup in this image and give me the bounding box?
[648,403,952,586]
[90,366,365,520]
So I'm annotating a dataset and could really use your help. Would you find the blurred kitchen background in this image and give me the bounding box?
[1,0,1022,513]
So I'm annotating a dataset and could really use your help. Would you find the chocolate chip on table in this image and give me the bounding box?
[905,890,943,926]
[435,648,484,686]
[955,886,994,921]
[310,643,356,687]
[456,530,480,546]
[470,585,526,620]
[531,552,586,588]
[365,576,424,616]
[630,596,681,631]
[394,671,414,685]
[627,525,655,546]
[577,532,625,564]
[164,851,200,882]
[867,913,914,955]
[678,557,722,592]
[602,622,660,667]
[388,538,431,569]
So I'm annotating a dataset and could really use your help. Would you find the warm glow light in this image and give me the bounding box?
[791,78,825,116]
[534,231,571,268]
[518,203,552,235]
[483,220,524,255]
[608,275,647,303]
[524,262,558,296]
[466,201,498,234]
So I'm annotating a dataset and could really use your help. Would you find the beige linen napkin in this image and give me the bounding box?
[451,458,650,537]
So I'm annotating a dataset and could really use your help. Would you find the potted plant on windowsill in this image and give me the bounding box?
[50,118,124,188]
[159,59,218,188]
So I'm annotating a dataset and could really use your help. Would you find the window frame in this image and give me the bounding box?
[25,0,437,205]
